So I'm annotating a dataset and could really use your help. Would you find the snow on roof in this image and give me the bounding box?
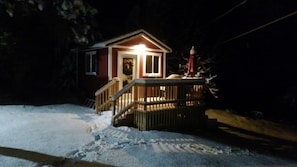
[90,29,172,52]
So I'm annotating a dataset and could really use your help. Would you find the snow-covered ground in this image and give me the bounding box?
[0,104,96,166]
[0,104,297,167]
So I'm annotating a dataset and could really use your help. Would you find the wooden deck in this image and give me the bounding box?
[96,78,208,131]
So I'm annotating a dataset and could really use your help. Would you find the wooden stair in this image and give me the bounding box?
[95,77,120,114]
[114,113,135,127]
[96,99,112,112]
[84,98,96,109]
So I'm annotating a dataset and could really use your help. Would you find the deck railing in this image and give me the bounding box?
[111,78,206,130]
[95,77,120,114]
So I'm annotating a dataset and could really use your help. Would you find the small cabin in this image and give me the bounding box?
[77,29,209,131]
[78,29,172,97]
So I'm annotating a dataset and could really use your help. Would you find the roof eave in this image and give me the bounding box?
[88,29,172,53]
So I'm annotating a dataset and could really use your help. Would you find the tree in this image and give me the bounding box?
[0,0,100,94]
[1,0,99,41]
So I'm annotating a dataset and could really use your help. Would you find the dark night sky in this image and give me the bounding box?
[89,0,297,44]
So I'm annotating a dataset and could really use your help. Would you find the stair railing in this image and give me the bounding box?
[111,80,136,125]
[95,77,120,114]
[111,78,206,128]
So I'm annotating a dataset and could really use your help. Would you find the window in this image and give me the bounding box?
[85,51,98,75]
[143,53,161,77]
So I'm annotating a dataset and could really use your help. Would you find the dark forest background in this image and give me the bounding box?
[1,0,297,120]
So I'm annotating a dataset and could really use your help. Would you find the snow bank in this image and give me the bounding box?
[0,104,96,166]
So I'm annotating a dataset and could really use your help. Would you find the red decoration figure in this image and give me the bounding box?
[187,46,196,76]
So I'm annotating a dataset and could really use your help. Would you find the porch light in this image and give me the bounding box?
[133,44,146,54]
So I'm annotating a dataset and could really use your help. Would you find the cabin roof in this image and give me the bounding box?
[90,29,172,53]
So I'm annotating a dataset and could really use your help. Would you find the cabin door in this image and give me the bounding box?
[118,53,137,89]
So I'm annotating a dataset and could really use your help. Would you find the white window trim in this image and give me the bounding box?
[143,52,162,77]
[85,51,97,75]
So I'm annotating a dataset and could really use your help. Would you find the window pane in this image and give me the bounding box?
[154,56,159,73]
[95,55,99,73]
[146,55,152,73]
[92,55,98,72]
[85,54,91,72]
[85,51,97,74]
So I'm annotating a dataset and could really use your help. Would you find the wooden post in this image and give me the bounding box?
[134,85,138,104]
[144,85,147,111]
[95,96,99,114]
[112,100,116,116]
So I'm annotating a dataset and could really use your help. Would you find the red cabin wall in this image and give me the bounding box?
[112,48,118,78]
[78,48,109,98]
